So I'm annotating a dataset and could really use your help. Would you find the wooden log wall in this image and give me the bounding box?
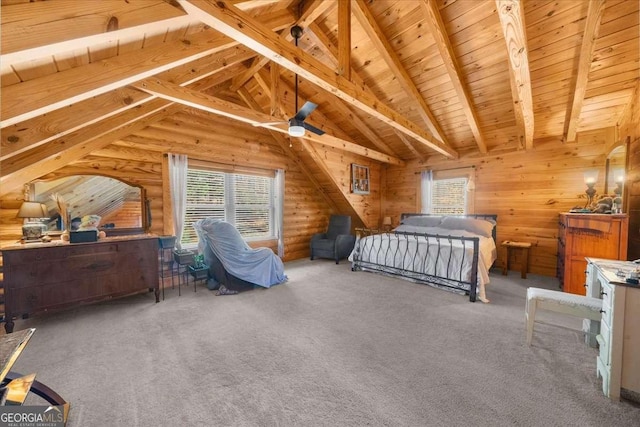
[0,109,381,262]
[383,129,614,278]
[618,82,640,260]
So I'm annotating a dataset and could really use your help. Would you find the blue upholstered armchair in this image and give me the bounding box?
[310,215,356,264]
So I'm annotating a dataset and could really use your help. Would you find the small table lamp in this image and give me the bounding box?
[583,170,598,208]
[382,216,392,232]
[17,202,49,242]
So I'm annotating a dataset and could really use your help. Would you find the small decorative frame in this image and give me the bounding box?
[351,164,370,194]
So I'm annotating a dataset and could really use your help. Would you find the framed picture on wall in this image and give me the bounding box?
[351,164,370,195]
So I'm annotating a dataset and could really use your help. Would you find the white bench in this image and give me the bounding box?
[525,287,603,346]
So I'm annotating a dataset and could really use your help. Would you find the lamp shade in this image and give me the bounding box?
[382,216,392,226]
[583,170,599,185]
[17,202,48,219]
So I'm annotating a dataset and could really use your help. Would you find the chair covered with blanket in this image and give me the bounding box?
[193,218,287,292]
[309,214,356,264]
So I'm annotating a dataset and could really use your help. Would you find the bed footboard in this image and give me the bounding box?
[351,228,480,302]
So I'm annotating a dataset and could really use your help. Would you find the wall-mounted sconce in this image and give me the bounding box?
[583,170,598,208]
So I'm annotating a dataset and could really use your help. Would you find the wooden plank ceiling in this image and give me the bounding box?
[1,0,638,197]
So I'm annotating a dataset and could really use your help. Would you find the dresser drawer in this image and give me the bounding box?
[599,281,614,326]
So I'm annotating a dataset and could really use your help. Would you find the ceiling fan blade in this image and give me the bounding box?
[302,122,325,136]
[294,101,318,121]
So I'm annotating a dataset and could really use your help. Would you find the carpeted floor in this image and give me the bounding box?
[11,259,640,426]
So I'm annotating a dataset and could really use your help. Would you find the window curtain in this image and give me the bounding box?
[420,170,433,214]
[275,169,285,258]
[168,154,188,250]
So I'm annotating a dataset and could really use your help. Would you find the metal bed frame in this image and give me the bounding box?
[351,214,497,302]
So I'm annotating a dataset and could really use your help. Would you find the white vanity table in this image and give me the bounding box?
[584,258,640,402]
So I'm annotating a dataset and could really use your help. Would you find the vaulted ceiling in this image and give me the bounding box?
[1,0,638,197]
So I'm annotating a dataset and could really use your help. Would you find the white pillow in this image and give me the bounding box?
[401,215,443,228]
[440,216,494,238]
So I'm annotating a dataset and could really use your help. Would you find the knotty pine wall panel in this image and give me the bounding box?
[618,82,640,260]
[383,130,612,278]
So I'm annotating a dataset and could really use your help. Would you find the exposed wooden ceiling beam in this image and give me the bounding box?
[1,46,256,161]
[496,0,534,150]
[291,0,337,31]
[230,0,283,11]
[0,101,184,197]
[393,129,427,162]
[258,2,393,156]
[229,56,270,92]
[270,62,280,117]
[564,0,606,143]
[131,77,405,166]
[178,0,457,159]
[1,8,294,127]
[228,0,335,103]
[420,0,487,154]
[304,22,398,156]
[300,138,366,228]
[338,0,351,79]
[351,0,448,145]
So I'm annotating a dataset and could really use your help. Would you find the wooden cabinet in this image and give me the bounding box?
[585,258,640,402]
[557,213,628,295]
[1,235,159,333]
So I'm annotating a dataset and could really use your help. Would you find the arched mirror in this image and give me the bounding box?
[31,175,149,236]
[604,139,629,212]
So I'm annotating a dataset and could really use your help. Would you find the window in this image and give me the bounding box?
[420,168,475,215]
[430,177,468,215]
[181,167,276,247]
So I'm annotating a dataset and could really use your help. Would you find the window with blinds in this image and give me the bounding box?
[182,168,274,246]
[431,177,468,215]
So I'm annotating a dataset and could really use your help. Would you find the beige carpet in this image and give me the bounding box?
[12,259,640,426]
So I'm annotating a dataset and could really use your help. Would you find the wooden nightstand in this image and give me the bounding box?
[501,240,532,279]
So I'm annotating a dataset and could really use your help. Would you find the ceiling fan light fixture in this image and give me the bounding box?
[288,123,306,137]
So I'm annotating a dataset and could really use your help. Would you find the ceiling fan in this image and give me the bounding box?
[254,25,325,138]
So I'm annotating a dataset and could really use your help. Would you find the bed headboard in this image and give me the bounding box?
[400,213,498,243]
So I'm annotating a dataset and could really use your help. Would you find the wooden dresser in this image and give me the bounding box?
[557,213,628,295]
[585,258,640,402]
[1,235,159,333]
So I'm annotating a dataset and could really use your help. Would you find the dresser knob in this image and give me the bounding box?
[599,309,606,314]
[583,283,587,288]
[600,291,607,297]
